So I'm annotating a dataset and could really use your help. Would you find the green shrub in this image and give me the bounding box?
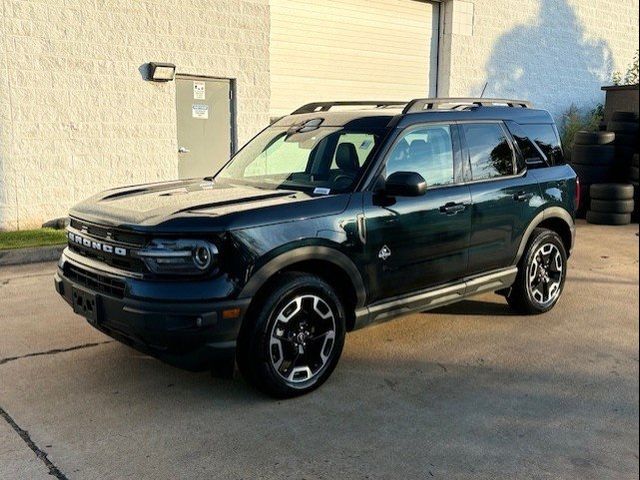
[559,104,604,161]
[613,50,639,86]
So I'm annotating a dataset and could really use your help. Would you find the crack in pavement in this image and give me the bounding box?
[0,406,69,479]
[0,341,112,366]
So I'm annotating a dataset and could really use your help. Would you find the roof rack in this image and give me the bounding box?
[403,98,532,114]
[291,101,407,115]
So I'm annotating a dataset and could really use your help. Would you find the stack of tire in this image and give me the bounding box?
[586,184,635,226]
[570,130,617,218]
[609,112,639,223]
[609,111,639,168]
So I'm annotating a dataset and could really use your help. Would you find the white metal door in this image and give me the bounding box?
[270,0,440,117]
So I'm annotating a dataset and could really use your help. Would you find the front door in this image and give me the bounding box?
[363,123,472,302]
[176,76,233,178]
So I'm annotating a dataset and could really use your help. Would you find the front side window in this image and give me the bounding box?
[217,126,383,193]
[462,123,515,181]
[386,125,455,188]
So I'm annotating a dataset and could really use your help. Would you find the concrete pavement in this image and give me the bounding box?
[0,221,638,479]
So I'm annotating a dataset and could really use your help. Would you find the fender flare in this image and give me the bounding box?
[239,246,367,308]
[514,207,575,264]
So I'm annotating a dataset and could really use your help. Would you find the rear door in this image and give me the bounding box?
[363,123,472,302]
[460,122,541,275]
[176,77,234,178]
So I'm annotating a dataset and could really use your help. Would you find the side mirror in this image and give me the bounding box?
[384,171,427,197]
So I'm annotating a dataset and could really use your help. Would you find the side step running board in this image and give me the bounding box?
[353,267,518,330]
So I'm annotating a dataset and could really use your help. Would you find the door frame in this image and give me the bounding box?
[175,73,238,157]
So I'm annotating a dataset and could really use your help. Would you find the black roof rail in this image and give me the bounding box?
[403,97,532,114]
[291,101,407,115]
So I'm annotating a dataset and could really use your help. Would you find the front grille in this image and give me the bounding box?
[68,218,148,272]
[64,263,126,298]
[69,219,146,247]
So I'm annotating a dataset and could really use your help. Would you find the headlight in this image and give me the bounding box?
[137,239,218,275]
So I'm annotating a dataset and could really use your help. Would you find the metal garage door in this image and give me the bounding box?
[270,0,440,117]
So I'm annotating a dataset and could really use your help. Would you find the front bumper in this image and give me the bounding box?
[55,248,250,371]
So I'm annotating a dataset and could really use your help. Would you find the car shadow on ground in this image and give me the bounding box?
[429,298,516,316]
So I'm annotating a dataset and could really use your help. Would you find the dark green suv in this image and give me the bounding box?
[55,98,578,397]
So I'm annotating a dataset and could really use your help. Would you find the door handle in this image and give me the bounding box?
[178,146,190,154]
[514,191,534,202]
[439,202,467,215]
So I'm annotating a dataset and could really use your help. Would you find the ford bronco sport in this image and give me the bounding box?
[55,98,578,398]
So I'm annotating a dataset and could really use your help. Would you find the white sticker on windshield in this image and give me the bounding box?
[313,187,331,195]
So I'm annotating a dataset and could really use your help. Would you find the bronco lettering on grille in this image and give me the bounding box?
[68,232,127,257]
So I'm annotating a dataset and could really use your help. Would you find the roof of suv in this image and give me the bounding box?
[272,98,555,129]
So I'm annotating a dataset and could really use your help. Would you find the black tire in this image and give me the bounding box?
[611,111,639,122]
[615,133,639,148]
[571,144,616,165]
[506,228,567,315]
[236,272,346,398]
[586,211,632,226]
[571,164,619,184]
[590,183,635,200]
[609,121,639,134]
[590,199,635,214]
[573,131,615,146]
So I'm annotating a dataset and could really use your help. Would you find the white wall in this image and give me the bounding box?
[440,0,640,117]
[0,0,271,230]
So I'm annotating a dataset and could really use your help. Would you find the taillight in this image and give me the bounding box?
[575,176,581,211]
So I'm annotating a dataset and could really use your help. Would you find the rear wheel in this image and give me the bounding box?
[507,228,567,314]
[236,272,346,398]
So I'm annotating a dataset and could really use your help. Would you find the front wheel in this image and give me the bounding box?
[506,228,568,314]
[236,272,346,398]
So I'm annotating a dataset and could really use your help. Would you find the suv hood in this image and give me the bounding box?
[70,179,348,232]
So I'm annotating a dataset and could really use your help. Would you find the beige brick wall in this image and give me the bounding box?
[0,0,270,230]
[440,0,640,116]
[1,0,639,231]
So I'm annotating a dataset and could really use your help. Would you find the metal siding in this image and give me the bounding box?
[270,0,440,117]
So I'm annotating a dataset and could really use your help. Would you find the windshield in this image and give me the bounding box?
[216,126,384,193]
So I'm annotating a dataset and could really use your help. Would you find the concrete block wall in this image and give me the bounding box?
[439,0,639,117]
[0,0,270,230]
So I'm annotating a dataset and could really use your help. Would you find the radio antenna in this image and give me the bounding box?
[480,82,488,98]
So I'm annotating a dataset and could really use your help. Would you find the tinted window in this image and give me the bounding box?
[522,124,564,165]
[386,125,455,187]
[462,123,515,180]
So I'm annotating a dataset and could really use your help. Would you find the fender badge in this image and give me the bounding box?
[378,245,391,261]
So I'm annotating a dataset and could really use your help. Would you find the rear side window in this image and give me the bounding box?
[462,123,515,181]
[522,124,564,165]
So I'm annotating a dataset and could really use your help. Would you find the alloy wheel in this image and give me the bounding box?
[269,294,337,384]
[527,242,564,308]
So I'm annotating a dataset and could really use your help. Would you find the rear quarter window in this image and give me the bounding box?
[507,122,564,166]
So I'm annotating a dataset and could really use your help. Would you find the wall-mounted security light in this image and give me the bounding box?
[148,62,176,82]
